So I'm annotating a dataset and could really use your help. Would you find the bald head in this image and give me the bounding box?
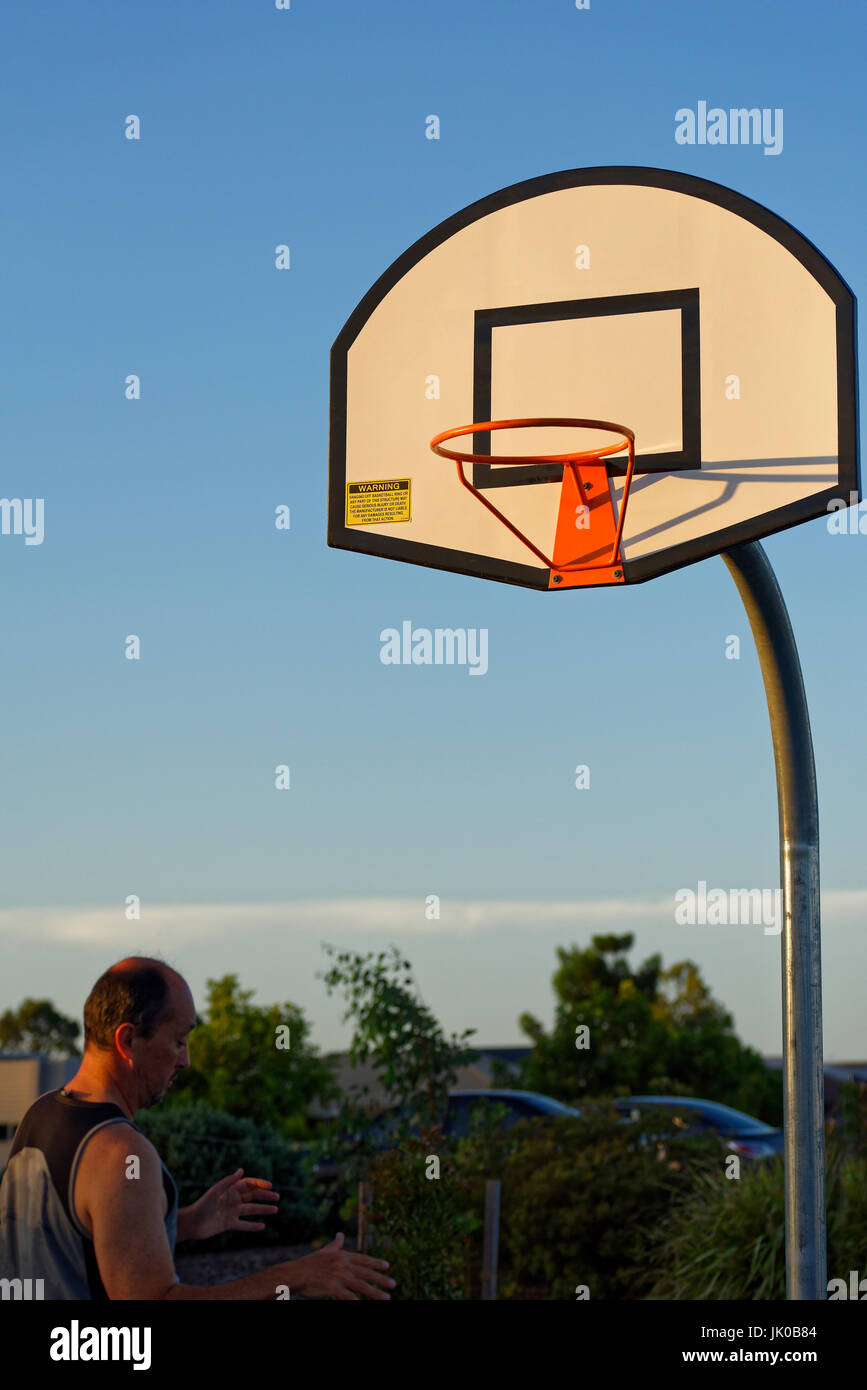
[84,957,190,1052]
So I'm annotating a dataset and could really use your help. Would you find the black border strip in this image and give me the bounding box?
[328,166,859,590]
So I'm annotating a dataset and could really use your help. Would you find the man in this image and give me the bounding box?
[0,957,394,1301]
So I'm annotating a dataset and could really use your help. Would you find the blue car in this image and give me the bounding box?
[311,1089,581,1178]
[444,1089,581,1136]
[614,1096,783,1159]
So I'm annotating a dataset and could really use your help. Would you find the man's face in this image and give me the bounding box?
[131,980,197,1108]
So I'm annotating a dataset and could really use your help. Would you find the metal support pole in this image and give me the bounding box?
[481,1179,501,1300]
[721,540,825,1300]
[357,1181,371,1254]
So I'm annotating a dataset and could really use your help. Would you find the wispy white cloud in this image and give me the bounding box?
[0,890,863,947]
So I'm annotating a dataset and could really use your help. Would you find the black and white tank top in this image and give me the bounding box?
[0,1088,178,1300]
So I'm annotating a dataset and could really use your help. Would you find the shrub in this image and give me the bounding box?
[835,1080,867,1160]
[647,1137,867,1300]
[135,1102,324,1249]
[359,1129,477,1300]
[646,1160,787,1299]
[827,1151,867,1283]
[355,1108,720,1300]
[349,1103,867,1301]
[458,1109,721,1300]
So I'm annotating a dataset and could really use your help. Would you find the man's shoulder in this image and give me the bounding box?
[74,1121,165,1232]
[81,1119,158,1161]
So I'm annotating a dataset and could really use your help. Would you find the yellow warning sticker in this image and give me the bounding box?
[346,478,411,526]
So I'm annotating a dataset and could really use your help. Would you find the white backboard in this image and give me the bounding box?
[329,168,858,589]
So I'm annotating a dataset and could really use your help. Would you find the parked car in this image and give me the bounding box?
[310,1089,580,1178]
[310,1089,781,1180]
[444,1089,581,1136]
[614,1095,784,1159]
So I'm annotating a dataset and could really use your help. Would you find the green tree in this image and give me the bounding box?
[517,935,781,1123]
[517,935,667,1100]
[0,999,81,1058]
[319,944,478,1131]
[655,960,781,1120]
[164,975,336,1138]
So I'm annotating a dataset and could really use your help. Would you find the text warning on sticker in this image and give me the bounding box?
[346,478,411,526]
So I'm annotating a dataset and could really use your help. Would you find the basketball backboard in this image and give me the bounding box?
[329,167,858,590]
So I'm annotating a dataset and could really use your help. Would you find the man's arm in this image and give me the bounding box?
[175,1205,200,1244]
[163,1233,394,1301]
[75,1126,393,1300]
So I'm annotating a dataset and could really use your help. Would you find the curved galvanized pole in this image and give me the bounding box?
[721,540,825,1301]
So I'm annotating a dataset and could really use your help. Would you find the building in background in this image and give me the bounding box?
[0,1054,78,1169]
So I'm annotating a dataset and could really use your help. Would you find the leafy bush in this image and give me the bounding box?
[135,1102,324,1249]
[647,1137,867,1300]
[826,1150,867,1285]
[355,1108,721,1300]
[458,1109,721,1300]
[835,1080,867,1160]
[360,1130,477,1300]
[646,1160,787,1299]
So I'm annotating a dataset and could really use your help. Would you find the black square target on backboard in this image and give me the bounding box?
[470,288,701,488]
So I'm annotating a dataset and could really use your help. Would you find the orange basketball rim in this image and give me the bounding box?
[430,417,637,590]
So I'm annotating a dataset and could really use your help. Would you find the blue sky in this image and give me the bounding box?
[1,0,866,1062]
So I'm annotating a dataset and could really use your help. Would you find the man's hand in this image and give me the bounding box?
[183,1168,280,1241]
[284,1233,394,1300]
